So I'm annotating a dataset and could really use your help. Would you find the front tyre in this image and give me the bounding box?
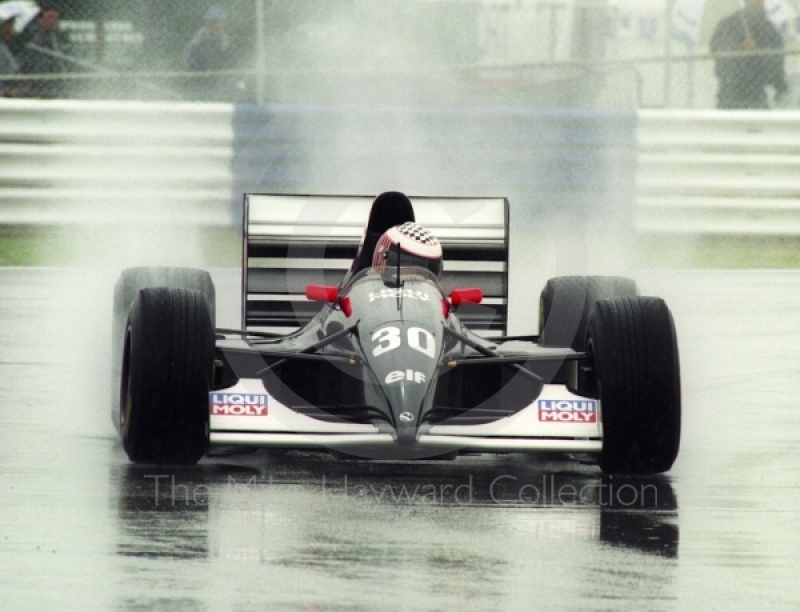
[121,287,215,465]
[587,296,681,475]
[111,267,216,432]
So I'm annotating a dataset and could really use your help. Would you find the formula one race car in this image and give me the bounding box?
[111,192,681,474]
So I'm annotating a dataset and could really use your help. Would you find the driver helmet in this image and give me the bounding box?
[372,222,443,277]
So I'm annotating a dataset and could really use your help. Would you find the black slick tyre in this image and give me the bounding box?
[539,276,638,351]
[120,287,215,465]
[111,267,215,431]
[539,276,589,350]
[587,296,681,475]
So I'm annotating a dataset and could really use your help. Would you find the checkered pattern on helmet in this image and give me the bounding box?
[397,222,439,246]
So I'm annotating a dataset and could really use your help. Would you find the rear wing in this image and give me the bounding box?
[243,194,509,334]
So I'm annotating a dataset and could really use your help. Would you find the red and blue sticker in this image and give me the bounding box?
[537,399,597,423]
[210,393,269,417]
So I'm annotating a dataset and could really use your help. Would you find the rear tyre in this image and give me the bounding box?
[121,288,215,465]
[539,276,638,351]
[539,276,588,350]
[111,267,215,431]
[587,297,681,475]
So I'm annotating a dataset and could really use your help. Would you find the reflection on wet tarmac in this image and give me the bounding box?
[115,466,210,561]
[110,451,679,610]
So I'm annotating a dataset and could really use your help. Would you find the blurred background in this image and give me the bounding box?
[2,0,799,108]
[1,0,798,290]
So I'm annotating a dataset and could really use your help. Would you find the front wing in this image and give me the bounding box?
[208,378,603,455]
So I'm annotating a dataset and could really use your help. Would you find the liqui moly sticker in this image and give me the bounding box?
[537,399,597,423]
[210,393,269,417]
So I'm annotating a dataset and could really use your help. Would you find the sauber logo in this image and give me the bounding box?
[210,393,269,417]
[369,288,429,302]
[537,399,597,423]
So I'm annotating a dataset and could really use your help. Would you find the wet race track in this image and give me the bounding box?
[0,266,799,611]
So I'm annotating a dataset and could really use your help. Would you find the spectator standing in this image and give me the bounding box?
[185,4,236,101]
[19,4,71,98]
[0,16,19,97]
[710,0,787,109]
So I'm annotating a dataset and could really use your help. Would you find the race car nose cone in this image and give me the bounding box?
[396,421,417,445]
[381,373,427,446]
[363,318,443,446]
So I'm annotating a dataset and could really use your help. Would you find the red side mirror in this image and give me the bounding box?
[306,284,339,302]
[450,288,483,306]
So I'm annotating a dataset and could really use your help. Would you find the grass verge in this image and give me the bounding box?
[634,235,800,269]
[1,227,799,269]
[0,225,242,267]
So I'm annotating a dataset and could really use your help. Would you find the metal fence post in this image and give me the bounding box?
[255,0,266,105]
[688,43,695,108]
[664,0,673,108]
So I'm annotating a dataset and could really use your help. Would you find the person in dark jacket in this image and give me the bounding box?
[184,4,236,101]
[0,16,19,97]
[710,0,788,109]
[18,4,71,98]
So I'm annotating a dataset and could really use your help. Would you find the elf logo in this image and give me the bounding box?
[537,399,597,423]
[210,393,269,416]
[385,370,426,384]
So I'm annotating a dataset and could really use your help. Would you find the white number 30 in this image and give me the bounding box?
[371,326,401,356]
[371,326,436,359]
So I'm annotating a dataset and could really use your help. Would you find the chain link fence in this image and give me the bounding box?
[626,47,800,110]
[2,0,259,101]
[605,0,800,110]
[1,0,798,109]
